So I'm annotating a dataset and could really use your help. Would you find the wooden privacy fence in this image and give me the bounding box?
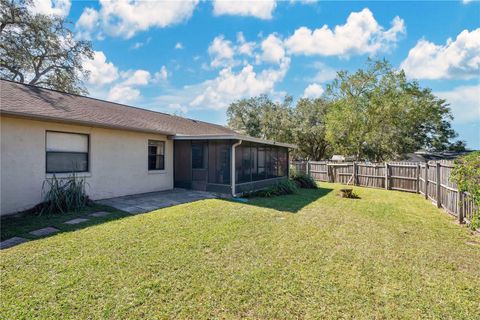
[291,160,477,225]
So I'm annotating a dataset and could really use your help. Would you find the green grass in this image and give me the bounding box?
[1,183,479,319]
[0,204,129,241]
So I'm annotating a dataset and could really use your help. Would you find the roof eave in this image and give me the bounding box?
[172,134,297,149]
[0,110,176,136]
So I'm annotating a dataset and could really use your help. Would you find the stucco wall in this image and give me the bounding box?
[0,116,174,216]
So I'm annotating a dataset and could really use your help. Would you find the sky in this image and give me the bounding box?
[32,0,480,149]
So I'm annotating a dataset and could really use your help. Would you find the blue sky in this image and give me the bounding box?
[35,0,479,148]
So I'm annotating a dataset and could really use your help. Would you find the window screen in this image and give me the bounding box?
[148,140,165,170]
[211,141,230,184]
[46,131,89,173]
[278,148,288,177]
[192,142,206,169]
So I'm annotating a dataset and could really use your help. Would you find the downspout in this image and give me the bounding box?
[231,140,242,197]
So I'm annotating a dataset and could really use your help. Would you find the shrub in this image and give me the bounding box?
[339,188,360,199]
[451,151,480,230]
[40,174,90,214]
[243,179,298,198]
[291,174,317,189]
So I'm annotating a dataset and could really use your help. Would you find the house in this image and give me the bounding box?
[398,150,474,162]
[330,155,354,162]
[0,80,295,216]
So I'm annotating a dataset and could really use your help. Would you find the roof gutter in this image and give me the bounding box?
[231,139,242,197]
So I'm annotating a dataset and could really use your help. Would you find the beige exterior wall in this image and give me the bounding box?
[0,116,174,216]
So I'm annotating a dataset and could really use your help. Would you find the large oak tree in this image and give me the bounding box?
[0,0,93,94]
[325,59,464,161]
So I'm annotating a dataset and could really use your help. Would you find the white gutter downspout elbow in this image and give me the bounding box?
[231,140,242,197]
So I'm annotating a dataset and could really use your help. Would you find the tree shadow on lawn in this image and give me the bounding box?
[227,187,334,213]
[1,188,333,248]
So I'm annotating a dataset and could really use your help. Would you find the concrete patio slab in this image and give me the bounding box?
[64,218,89,225]
[89,211,111,218]
[0,237,28,249]
[96,188,219,214]
[29,227,59,237]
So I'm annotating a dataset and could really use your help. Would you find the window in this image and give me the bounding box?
[148,140,165,170]
[46,131,89,173]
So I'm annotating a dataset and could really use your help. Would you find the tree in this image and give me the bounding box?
[325,59,464,161]
[227,95,331,160]
[226,95,294,144]
[292,98,330,160]
[0,0,93,94]
[451,151,480,230]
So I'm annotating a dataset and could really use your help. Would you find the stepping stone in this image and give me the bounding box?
[63,218,89,225]
[89,211,111,218]
[29,227,59,237]
[0,237,28,250]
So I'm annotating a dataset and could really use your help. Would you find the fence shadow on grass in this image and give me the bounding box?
[228,187,334,213]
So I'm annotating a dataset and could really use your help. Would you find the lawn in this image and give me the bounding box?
[1,183,479,319]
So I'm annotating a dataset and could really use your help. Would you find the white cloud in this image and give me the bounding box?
[285,8,405,57]
[400,28,480,80]
[289,0,318,4]
[303,83,324,98]
[207,33,260,68]
[83,51,119,85]
[154,66,168,82]
[131,37,151,50]
[131,42,143,50]
[120,70,151,86]
[213,0,276,19]
[30,0,71,17]
[167,103,188,115]
[309,62,337,83]
[82,51,160,103]
[175,42,184,49]
[208,35,235,68]
[260,34,285,63]
[237,32,255,56]
[436,85,480,124]
[190,58,290,109]
[75,7,100,40]
[76,0,199,39]
[107,85,141,103]
[106,70,153,103]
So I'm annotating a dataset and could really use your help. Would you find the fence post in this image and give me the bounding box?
[424,162,429,200]
[458,191,464,224]
[353,162,357,186]
[385,163,389,190]
[416,163,420,194]
[326,164,331,182]
[306,161,310,177]
[436,162,441,208]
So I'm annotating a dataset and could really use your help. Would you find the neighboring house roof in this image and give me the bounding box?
[0,79,235,136]
[400,150,474,162]
[331,155,345,161]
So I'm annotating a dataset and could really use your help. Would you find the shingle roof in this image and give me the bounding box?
[0,80,236,136]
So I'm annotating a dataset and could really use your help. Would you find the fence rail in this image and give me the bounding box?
[292,160,477,226]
